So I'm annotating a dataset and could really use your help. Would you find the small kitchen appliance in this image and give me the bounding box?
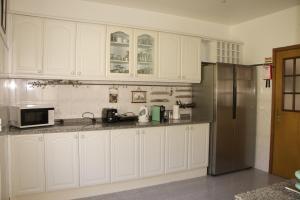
[102,108,119,123]
[9,105,55,128]
[138,106,149,123]
[151,105,165,122]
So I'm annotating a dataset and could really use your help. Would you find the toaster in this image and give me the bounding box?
[102,108,119,123]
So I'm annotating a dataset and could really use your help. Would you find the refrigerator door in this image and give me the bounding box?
[210,63,235,175]
[234,65,256,170]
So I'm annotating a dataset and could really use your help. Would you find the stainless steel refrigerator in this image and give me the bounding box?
[192,63,256,175]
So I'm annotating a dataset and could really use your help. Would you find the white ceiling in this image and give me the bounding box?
[84,0,300,25]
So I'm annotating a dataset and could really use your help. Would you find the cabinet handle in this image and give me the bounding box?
[74,134,78,139]
[71,71,75,75]
[136,130,140,135]
[186,126,189,131]
[37,70,42,74]
[81,135,85,139]
[38,136,43,142]
[190,126,193,131]
[182,76,186,79]
[77,72,82,76]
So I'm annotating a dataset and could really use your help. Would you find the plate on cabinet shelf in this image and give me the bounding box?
[110,42,129,46]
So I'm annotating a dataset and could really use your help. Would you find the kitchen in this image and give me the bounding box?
[0,0,300,200]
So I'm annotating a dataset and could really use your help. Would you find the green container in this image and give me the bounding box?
[151,106,161,122]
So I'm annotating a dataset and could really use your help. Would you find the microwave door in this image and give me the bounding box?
[21,108,50,127]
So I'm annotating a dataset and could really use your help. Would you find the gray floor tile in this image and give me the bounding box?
[75,169,285,200]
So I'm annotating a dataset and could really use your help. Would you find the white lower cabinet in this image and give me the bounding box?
[165,125,188,173]
[140,127,165,177]
[111,129,139,182]
[188,124,210,169]
[44,132,79,191]
[11,135,45,196]
[79,131,110,186]
[9,123,210,197]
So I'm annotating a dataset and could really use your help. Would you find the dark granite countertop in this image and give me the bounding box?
[235,181,300,200]
[1,118,210,136]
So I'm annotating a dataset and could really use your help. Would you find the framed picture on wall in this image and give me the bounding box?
[131,91,147,103]
[1,0,7,33]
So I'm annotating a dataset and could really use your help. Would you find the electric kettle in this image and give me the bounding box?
[138,106,149,123]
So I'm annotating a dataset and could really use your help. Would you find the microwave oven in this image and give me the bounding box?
[9,105,55,128]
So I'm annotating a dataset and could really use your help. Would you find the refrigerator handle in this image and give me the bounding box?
[233,66,237,119]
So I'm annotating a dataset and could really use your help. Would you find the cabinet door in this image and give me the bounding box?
[45,132,79,191]
[134,29,157,78]
[43,19,76,76]
[12,15,43,74]
[158,33,181,80]
[79,131,110,187]
[0,38,5,74]
[76,23,106,79]
[188,124,210,169]
[165,125,188,173]
[181,36,201,82]
[140,127,165,177]
[111,129,139,182]
[11,134,45,195]
[106,26,133,78]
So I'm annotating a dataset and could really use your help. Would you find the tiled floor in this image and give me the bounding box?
[77,169,285,200]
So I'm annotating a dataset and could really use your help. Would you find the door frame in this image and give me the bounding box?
[269,44,300,173]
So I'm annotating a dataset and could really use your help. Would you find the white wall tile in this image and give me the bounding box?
[7,80,192,119]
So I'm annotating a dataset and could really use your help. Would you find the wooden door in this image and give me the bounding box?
[45,132,79,191]
[76,23,106,79]
[12,15,43,75]
[188,124,210,169]
[181,36,202,83]
[111,129,139,182]
[158,33,181,81]
[140,127,165,177]
[271,45,300,178]
[79,131,110,186]
[43,19,76,77]
[165,125,188,173]
[11,135,45,195]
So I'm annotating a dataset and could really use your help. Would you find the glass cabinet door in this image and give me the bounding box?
[107,27,133,76]
[135,30,157,77]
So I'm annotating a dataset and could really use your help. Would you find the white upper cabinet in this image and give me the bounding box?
[181,36,202,83]
[134,29,157,78]
[43,19,76,76]
[79,131,110,187]
[12,15,43,75]
[44,132,79,191]
[165,125,188,173]
[106,26,133,78]
[188,124,210,169]
[11,134,45,196]
[140,127,165,177]
[76,23,106,79]
[158,33,181,81]
[111,129,139,182]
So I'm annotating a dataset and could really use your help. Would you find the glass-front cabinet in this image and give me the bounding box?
[134,30,157,78]
[107,26,133,77]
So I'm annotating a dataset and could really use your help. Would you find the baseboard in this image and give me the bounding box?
[12,168,207,200]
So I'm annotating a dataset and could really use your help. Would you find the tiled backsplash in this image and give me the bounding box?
[6,79,192,119]
[0,79,10,126]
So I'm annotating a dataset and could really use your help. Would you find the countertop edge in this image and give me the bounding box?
[1,120,211,136]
